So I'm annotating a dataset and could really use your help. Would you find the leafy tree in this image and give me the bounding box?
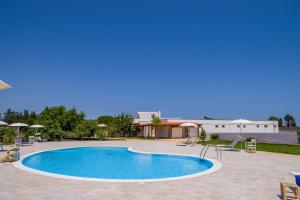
[97,116,114,125]
[62,108,85,131]
[151,116,161,139]
[2,108,38,125]
[284,114,296,127]
[0,127,16,144]
[268,116,283,127]
[278,118,283,127]
[268,116,278,121]
[199,129,206,142]
[114,113,135,137]
[74,120,97,140]
[106,124,117,138]
[204,116,214,120]
[95,128,107,140]
[38,106,85,140]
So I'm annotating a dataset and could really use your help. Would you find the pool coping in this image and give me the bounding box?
[13,145,222,183]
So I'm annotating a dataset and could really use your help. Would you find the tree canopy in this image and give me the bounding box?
[97,115,114,125]
[268,116,283,127]
[0,106,141,144]
[284,114,296,127]
[151,116,161,139]
[114,113,135,137]
[268,115,296,127]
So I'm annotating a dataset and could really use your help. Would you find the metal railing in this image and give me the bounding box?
[200,144,222,160]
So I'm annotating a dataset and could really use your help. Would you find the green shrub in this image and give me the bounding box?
[0,127,16,144]
[114,113,135,137]
[297,131,300,144]
[210,133,219,140]
[95,128,107,140]
[199,129,206,141]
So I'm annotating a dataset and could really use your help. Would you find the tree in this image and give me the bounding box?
[0,127,16,144]
[95,128,107,140]
[114,113,135,137]
[278,118,283,127]
[151,116,161,139]
[3,108,38,125]
[268,116,283,127]
[74,120,97,140]
[204,116,213,120]
[38,106,85,140]
[97,116,114,125]
[199,129,206,142]
[284,114,296,127]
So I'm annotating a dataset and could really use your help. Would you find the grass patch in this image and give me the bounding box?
[198,140,300,155]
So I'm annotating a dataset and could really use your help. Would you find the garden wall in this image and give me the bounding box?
[217,131,299,145]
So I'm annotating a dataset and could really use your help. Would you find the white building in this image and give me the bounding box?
[134,111,279,138]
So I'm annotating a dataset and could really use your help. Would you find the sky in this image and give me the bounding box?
[0,0,299,122]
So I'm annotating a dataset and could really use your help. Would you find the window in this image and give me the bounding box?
[222,125,225,128]
[257,125,260,128]
[237,125,240,128]
[264,125,268,128]
[243,125,246,128]
[215,125,219,128]
[274,125,277,128]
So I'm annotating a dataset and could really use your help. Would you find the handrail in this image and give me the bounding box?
[200,144,222,160]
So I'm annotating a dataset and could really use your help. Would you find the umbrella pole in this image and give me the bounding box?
[240,123,242,150]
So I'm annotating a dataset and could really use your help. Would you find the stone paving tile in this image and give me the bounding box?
[1,140,299,200]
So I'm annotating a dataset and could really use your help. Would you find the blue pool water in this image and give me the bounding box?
[22,147,213,180]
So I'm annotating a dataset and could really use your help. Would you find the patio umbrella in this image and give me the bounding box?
[30,124,44,134]
[97,124,107,128]
[8,123,29,136]
[230,119,253,149]
[0,120,8,126]
[180,122,199,137]
[0,80,11,90]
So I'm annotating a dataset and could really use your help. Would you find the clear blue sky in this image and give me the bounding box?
[0,0,299,122]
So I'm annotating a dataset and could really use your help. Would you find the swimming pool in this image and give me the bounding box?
[16,147,220,182]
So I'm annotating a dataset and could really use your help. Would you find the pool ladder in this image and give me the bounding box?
[200,144,222,160]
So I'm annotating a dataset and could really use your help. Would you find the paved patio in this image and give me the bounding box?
[0,140,299,200]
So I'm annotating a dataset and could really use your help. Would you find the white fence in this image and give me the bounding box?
[216,131,299,145]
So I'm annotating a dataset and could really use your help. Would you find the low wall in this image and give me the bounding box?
[216,131,299,145]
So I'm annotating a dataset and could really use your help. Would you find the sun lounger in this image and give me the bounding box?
[216,137,241,151]
[15,137,34,147]
[15,137,22,147]
[35,136,47,142]
[176,137,197,146]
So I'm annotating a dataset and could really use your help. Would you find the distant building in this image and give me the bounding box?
[134,111,279,138]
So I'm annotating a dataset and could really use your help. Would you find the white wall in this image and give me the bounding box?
[136,112,279,137]
[199,120,279,133]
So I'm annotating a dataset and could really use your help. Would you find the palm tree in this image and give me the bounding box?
[284,114,296,127]
[268,116,283,127]
[151,116,161,139]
